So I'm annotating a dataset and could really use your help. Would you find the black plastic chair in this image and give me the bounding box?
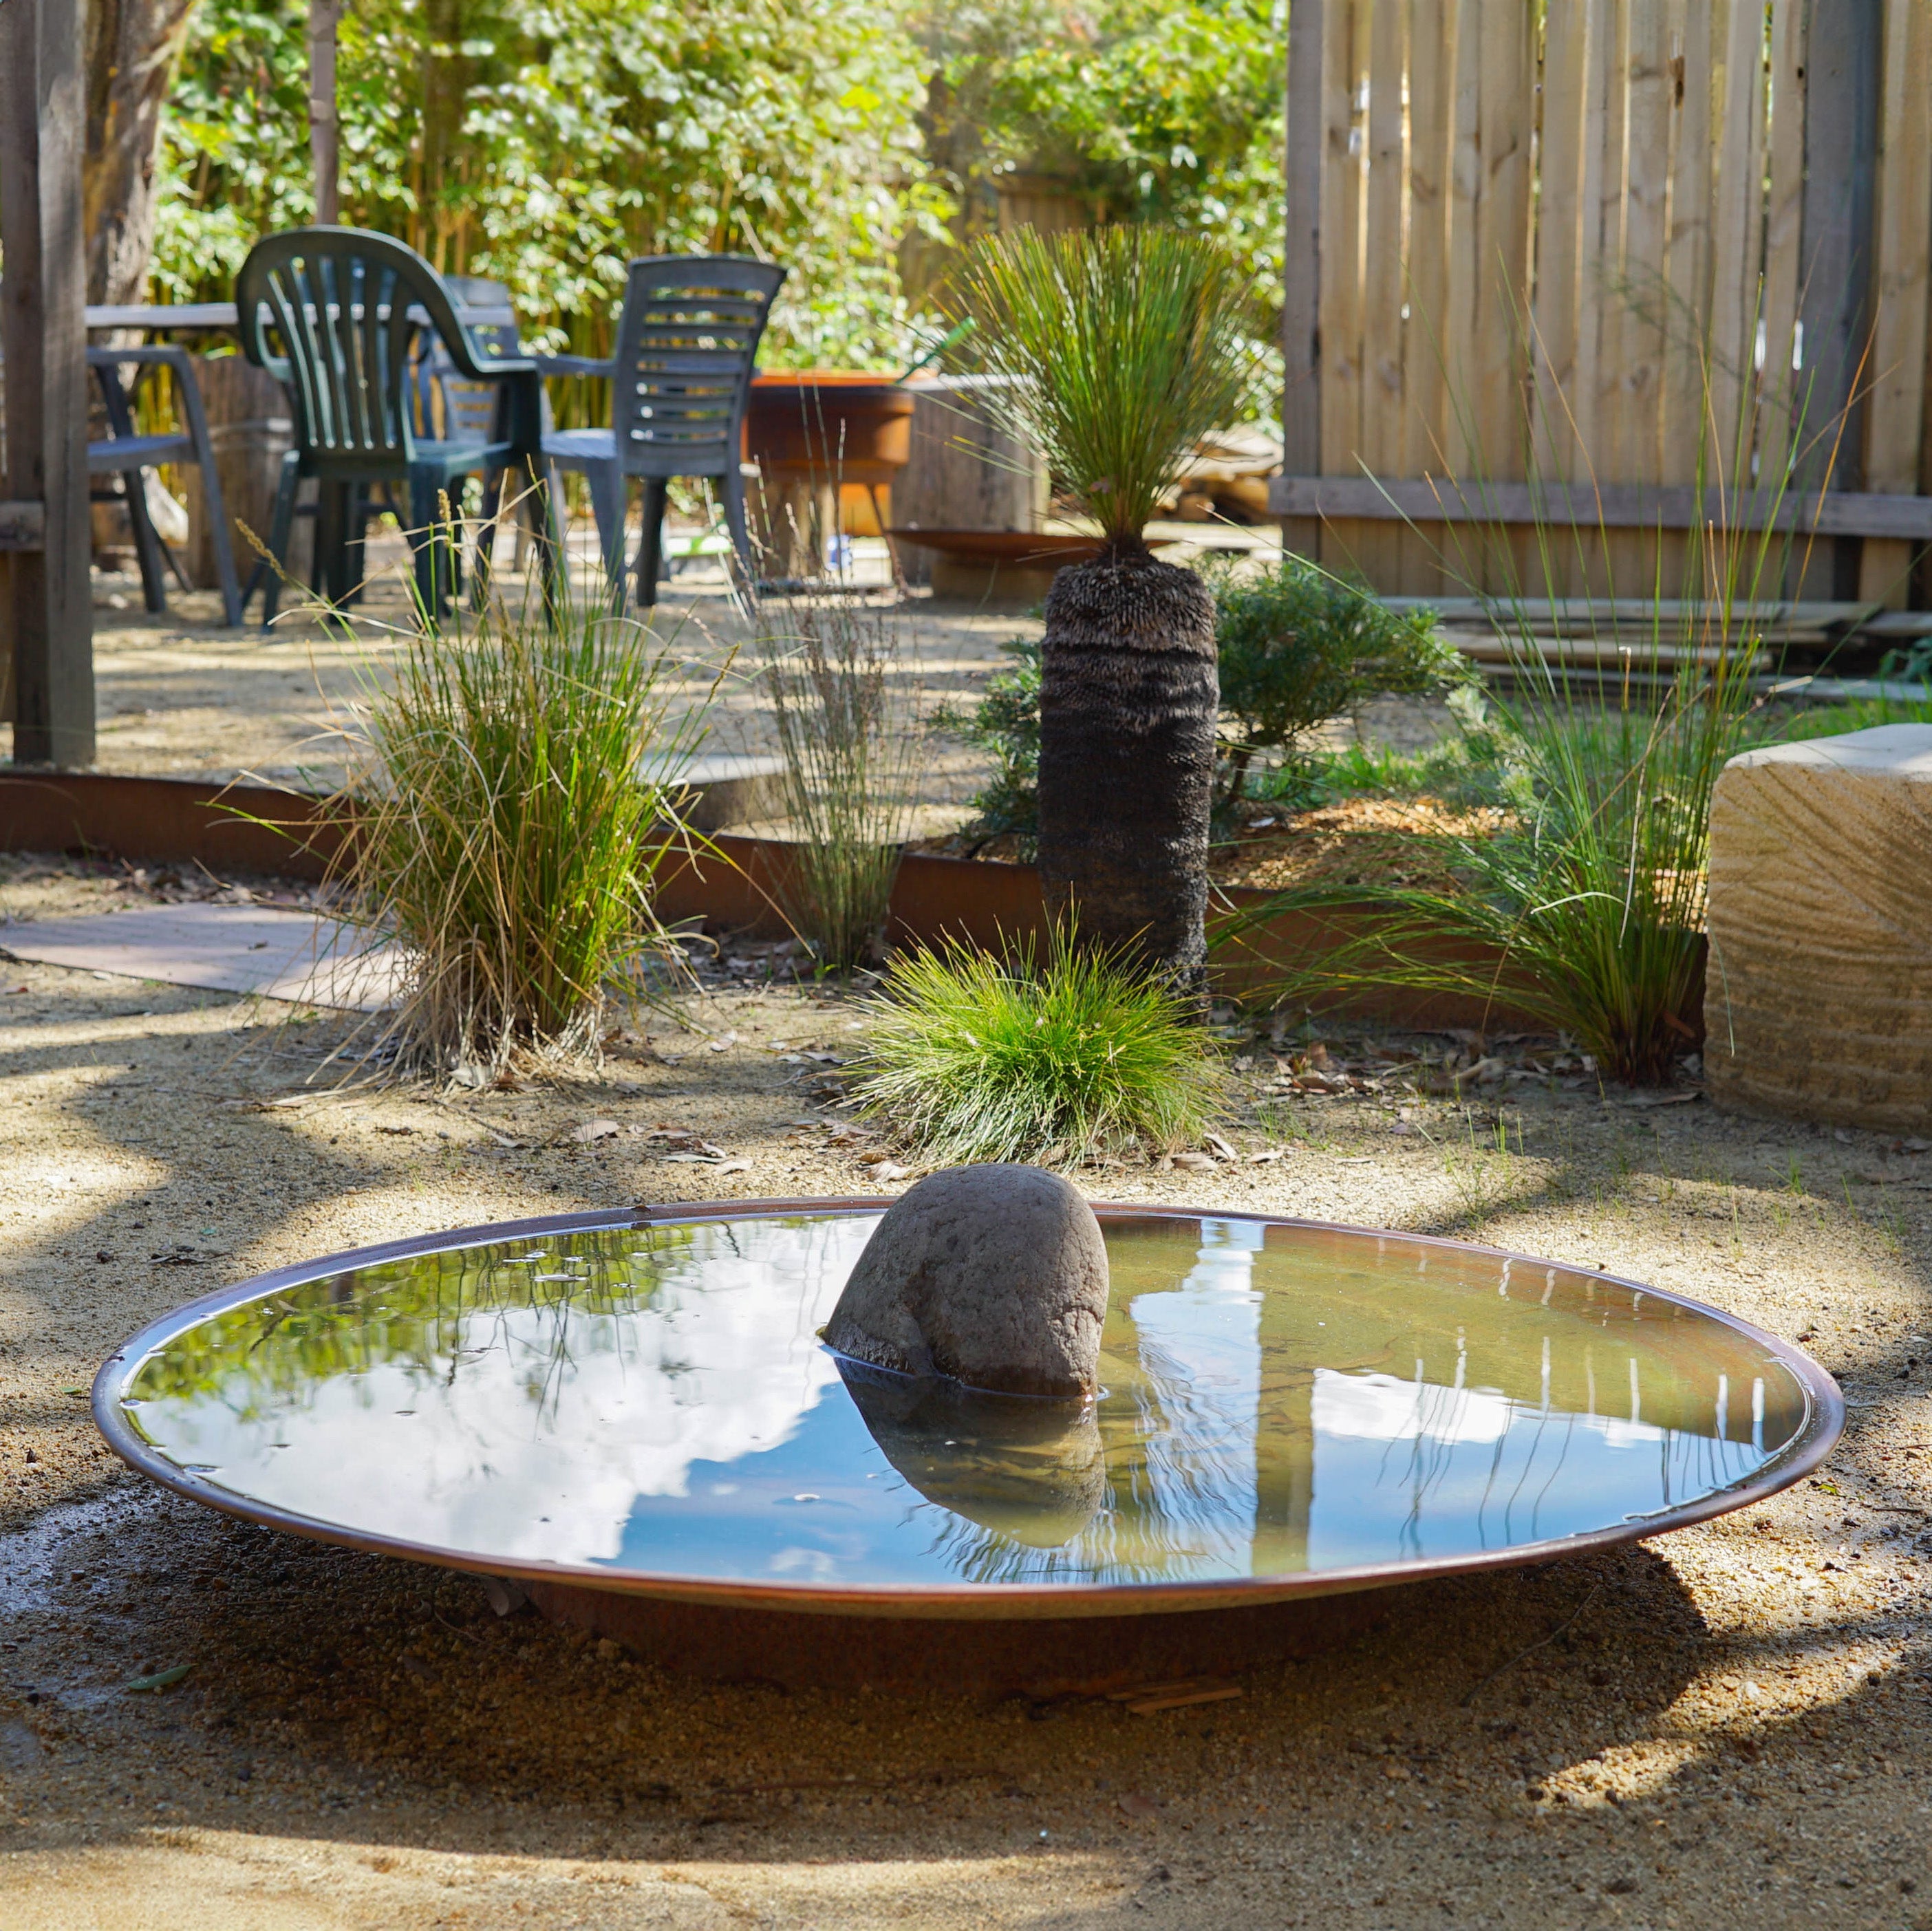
[537,256,785,607]
[412,274,558,579]
[235,227,559,623]
[85,345,245,628]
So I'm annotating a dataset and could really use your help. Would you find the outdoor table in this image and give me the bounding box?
[85,299,521,335]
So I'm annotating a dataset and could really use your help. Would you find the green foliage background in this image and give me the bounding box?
[153,0,1285,380]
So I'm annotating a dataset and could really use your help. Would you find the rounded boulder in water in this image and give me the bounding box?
[823,1164,1109,1398]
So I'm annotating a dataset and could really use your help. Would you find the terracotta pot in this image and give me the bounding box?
[745,372,914,486]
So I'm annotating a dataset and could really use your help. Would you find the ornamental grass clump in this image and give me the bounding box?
[761,590,919,971]
[855,925,1223,1167]
[1215,328,1802,1086]
[328,584,707,1078]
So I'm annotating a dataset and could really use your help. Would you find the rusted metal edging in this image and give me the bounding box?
[0,772,1574,1030]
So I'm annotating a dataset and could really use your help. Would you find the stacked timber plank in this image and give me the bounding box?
[1375,598,1932,677]
[1704,725,1932,1130]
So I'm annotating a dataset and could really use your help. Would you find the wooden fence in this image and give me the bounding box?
[1274,0,1932,606]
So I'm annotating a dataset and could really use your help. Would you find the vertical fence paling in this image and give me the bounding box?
[1316,0,1368,573]
[1285,0,1932,605]
[1399,0,1457,594]
[1862,0,1932,605]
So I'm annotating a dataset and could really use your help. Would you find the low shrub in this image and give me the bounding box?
[931,636,1040,852]
[1207,554,1468,807]
[328,583,704,1077]
[855,923,1223,1167]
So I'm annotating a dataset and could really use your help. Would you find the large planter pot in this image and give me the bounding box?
[744,371,914,483]
[744,372,916,577]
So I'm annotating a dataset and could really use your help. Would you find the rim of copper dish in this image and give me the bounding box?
[92,1200,1844,1621]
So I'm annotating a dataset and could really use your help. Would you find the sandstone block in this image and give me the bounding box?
[1705,724,1932,1130]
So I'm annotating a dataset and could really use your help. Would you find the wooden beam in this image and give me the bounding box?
[0,0,95,766]
[1268,475,1932,540]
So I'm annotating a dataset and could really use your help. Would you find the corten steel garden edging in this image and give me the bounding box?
[0,770,346,881]
[94,1199,1844,1623]
[6,773,1700,1035]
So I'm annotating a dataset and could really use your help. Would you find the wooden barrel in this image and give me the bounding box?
[180,354,312,592]
[892,376,1049,587]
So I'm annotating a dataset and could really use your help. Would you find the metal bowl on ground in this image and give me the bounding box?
[93,1202,1840,1695]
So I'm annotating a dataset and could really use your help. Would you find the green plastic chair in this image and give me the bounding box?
[235,226,559,622]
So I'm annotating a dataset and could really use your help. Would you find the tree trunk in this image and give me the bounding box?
[82,0,197,304]
[308,0,344,224]
[1035,551,1217,991]
[418,0,471,264]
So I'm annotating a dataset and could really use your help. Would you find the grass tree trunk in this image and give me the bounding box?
[1036,548,1218,992]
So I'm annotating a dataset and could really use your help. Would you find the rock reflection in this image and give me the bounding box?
[835,1359,1106,1549]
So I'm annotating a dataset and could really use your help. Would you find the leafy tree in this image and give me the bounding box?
[151,0,1285,390]
[154,0,932,367]
[910,0,1284,411]
[85,0,200,303]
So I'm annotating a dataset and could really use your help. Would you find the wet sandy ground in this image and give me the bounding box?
[1,859,1929,1927]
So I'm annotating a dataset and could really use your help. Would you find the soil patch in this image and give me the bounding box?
[913,795,1510,896]
[1210,795,1510,893]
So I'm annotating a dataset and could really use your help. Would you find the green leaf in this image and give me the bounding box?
[945,224,1254,544]
[126,1662,194,1693]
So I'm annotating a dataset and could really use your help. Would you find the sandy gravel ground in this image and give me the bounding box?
[10,529,1427,836]
[29,557,1040,817]
[1,854,1929,1929]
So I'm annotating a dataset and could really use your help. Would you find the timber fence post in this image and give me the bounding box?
[1,0,96,767]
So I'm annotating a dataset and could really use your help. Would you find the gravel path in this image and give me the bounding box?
[1,856,1928,1927]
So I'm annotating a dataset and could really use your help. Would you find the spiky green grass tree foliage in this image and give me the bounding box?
[855,923,1223,1167]
[946,226,1252,991]
[329,586,706,1078]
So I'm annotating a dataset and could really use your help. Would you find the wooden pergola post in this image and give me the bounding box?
[1,0,96,768]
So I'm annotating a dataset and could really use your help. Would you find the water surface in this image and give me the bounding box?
[115,1212,1815,1590]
